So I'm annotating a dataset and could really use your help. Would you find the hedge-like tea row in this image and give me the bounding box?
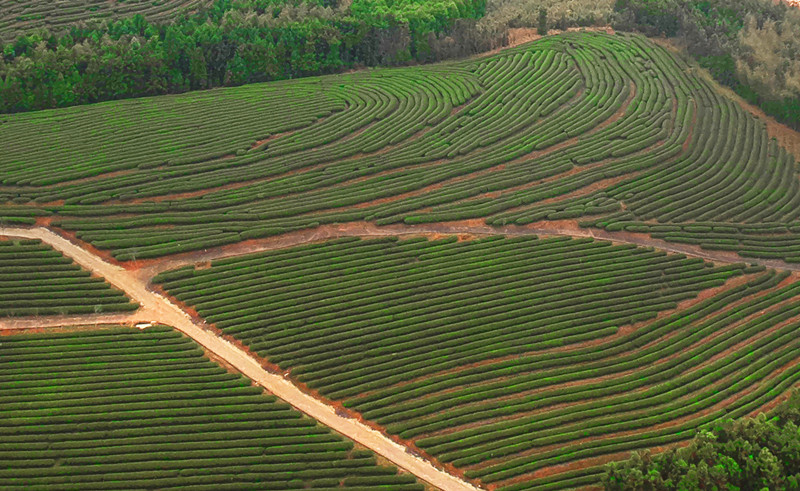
[583,218,800,263]
[0,325,423,489]
[0,0,206,40]
[0,34,664,255]
[1,31,799,264]
[152,235,793,489]
[0,238,137,316]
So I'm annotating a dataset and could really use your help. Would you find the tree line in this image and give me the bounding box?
[0,0,491,113]
[604,389,800,489]
[613,0,800,129]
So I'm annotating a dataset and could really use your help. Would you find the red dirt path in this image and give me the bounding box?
[5,220,800,490]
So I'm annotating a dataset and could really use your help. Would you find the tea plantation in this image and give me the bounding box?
[0,237,136,316]
[3,27,800,490]
[156,236,800,489]
[0,325,423,489]
[1,32,798,264]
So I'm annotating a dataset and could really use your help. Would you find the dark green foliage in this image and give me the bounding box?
[0,238,137,316]
[603,390,800,490]
[537,7,548,35]
[0,326,421,489]
[0,0,488,113]
[613,0,680,36]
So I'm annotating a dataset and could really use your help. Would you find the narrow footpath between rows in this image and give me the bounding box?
[1,222,797,491]
[0,226,481,491]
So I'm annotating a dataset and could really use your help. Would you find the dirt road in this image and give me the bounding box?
[2,222,795,490]
[0,311,149,330]
[134,220,800,279]
[0,227,480,491]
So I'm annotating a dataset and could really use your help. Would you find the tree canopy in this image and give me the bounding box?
[603,390,800,490]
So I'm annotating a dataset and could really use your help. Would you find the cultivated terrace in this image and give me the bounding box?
[1,1,799,489]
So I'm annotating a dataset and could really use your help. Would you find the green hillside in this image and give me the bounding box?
[0,325,423,489]
[1,32,798,266]
[157,235,800,489]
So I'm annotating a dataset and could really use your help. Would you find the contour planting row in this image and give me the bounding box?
[397,34,680,225]
[153,235,794,489]
[0,0,208,40]
[0,237,136,316]
[408,270,800,484]
[49,64,486,210]
[582,218,800,263]
[2,31,798,264]
[0,33,640,258]
[0,80,341,188]
[0,325,423,490]
[423,36,685,226]
[535,43,800,261]
[50,35,611,259]
[351,269,800,488]
[604,86,800,225]
[47,33,729,255]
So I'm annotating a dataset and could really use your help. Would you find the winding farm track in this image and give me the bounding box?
[1,222,798,489]
[130,220,800,279]
[0,226,479,491]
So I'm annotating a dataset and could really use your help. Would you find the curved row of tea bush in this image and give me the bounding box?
[0,237,136,316]
[0,0,206,40]
[583,218,800,264]
[0,31,789,264]
[2,30,799,257]
[0,325,423,489]
[0,81,342,187]
[0,32,689,258]
[151,235,799,489]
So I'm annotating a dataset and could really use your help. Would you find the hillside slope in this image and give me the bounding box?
[156,235,800,489]
[0,0,208,40]
[0,325,424,489]
[1,31,798,267]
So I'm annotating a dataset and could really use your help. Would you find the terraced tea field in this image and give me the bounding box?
[156,235,800,489]
[2,32,799,267]
[2,28,800,490]
[0,0,208,40]
[0,325,424,489]
[0,237,136,316]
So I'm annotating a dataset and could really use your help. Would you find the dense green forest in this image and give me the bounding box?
[603,390,800,489]
[0,0,797,131]
[0,0,488,112]
[613,0,800,129]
